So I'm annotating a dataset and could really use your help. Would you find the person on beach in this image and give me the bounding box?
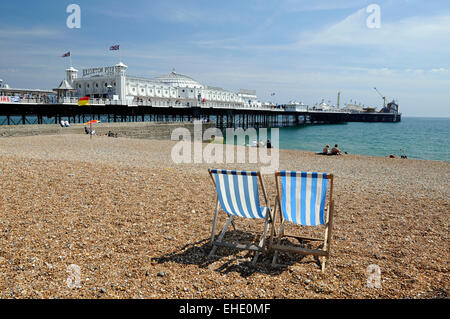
[84,126,95,136]
[331,144,343,155]
[267,140,272,149]
[259,140,265,148]
[323,145,330,155]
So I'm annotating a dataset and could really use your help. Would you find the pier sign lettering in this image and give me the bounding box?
[0,96,20,103]
[82,66,116,77]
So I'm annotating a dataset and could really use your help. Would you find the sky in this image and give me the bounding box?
[0,0,449,117]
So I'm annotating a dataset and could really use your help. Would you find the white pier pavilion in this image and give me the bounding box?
[65,62,262,108]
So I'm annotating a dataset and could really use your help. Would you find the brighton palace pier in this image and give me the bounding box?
[65,62,262,109]
[0,62,401,127]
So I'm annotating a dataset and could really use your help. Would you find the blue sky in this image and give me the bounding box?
[0,0,449,117]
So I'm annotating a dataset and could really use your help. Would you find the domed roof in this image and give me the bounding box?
[115,61,128,69]
[154,70,204,89]
[55,79,74,90]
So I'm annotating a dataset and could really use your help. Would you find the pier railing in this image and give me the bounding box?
[12,97,285,111]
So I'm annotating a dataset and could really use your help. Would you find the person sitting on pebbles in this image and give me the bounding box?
[322,144,330,155]
[330,144,343,155]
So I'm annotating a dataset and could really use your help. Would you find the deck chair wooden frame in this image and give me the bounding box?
[269,171,335,272]
[208,169,273,265]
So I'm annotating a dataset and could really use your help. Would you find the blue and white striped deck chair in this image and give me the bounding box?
[208,169,272,265]
[269,171,335,271]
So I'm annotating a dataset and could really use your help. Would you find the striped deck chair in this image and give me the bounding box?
[269,171,335,271]
[208,169,272,265]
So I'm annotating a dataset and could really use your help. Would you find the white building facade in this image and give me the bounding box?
[67,62,260,108]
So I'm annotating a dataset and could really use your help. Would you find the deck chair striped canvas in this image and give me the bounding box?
[269,171,335,271]
[208,169,272,265]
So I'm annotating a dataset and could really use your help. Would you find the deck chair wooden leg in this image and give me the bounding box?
[272,220,286,267]
[321,201,334,272]
[321,257,327,272]
[210,197,220,246]
[252,208,270,265]
[269,199,278,250]
[209,215,234,258]
[321,225,329,271]
[268,200,279,265]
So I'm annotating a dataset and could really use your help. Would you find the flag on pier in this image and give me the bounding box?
[110,45,120,51]
[62,51,71,58]
[78,96,89,106]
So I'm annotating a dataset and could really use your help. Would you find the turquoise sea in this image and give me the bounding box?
[1,115,448,162]
[277,117,449,162]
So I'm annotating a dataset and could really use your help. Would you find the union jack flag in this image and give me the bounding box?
[62,51,71,58]
[110,45,120,51]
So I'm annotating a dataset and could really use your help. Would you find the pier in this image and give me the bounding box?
[0,102,401,129]
[0,64,401,129]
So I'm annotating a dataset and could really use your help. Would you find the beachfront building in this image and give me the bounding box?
[284,101,308,112]
[0,78,55,103]
[67,62,260,108]
[237,89,262,108]
[342,103,365,112]
[312,100,337,111]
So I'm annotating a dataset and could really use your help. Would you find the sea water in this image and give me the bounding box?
[277,117,449,162]
[1,115,448,161]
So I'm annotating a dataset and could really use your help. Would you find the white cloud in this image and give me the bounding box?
[430,68,449,73]
[367,67,394,75]
[300,9,450,53]
[279,0,367,13]
[0,27,62,39]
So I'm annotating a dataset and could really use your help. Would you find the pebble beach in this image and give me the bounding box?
[0,134,448,299]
